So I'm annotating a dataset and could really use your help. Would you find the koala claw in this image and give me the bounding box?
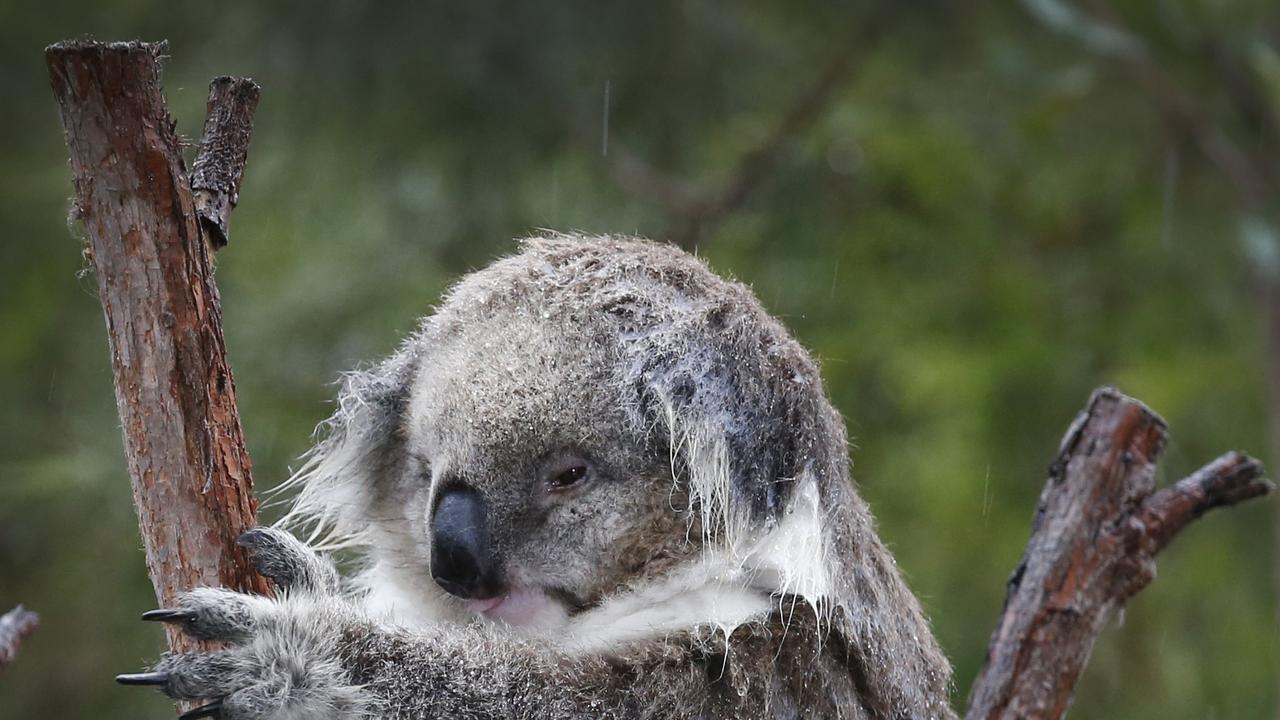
[142,608,199,624]
[178,700,224,719]
[119,533,370,719]
[116,671,169,686]
[141,588,264,643]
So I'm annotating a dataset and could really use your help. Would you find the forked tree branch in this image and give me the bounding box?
[965,388,1273,719]
[46,40,269,661]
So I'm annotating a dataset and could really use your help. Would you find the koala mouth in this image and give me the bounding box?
[464,587,565,627]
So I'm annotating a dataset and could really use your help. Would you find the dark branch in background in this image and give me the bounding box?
[1024,0,1277,207]
[568,24,879,249]
[964,388,1273,720]
[0,606,38,672]
[46,40,269,681]
[191,76,261,248]
[598,141,705,218]
[672,42,862,247]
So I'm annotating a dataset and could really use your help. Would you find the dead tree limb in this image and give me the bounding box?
[1025,8,1280,712]
[965,387,1273,720]
[0,605,38,672]
[46,40,269,658]
[191,76,261,248]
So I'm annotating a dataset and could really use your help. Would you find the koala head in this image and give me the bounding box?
[396,281,705,626]
[282,234,846,632]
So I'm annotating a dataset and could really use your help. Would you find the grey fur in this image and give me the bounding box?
[128,234,955,719]
[238,527,340,596]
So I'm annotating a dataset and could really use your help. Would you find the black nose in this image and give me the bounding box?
[430,486,502,600]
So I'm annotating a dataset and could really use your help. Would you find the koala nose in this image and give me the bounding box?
[430,486,502,600]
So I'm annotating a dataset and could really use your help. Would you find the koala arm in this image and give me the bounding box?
[119,529,729,720]
[340,617,719,720]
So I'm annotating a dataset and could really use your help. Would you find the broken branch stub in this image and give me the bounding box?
[965,387,1272,720]
[46,40,269,655]
[191,76,261,248]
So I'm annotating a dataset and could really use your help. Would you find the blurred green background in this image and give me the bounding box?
[2,1,1279,717]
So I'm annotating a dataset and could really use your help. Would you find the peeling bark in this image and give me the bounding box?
[191,76,260,248]
[45,40,269,659]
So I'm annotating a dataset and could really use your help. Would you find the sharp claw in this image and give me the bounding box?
[178,699,223,719]
[116,671,169,686]
[141,609,198,623]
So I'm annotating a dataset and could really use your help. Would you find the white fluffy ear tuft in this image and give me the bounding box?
[741,469,833,619]
[272,420,377,552]
[273,341,422,552]
[558,470,832,653]
[658,394,750,552]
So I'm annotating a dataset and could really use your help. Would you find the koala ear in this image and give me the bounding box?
[275,338,423,550]
[633,299,827,551]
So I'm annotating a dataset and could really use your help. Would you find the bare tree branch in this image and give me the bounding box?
[1028,12,1280,715]
[1137,452,1271,554]
[191,76,261,248]
[965,388,1272,720]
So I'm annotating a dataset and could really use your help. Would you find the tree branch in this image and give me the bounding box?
[569,23,878,249]
[1137,452,1271,554]
[1024,0,1277,207]
[46,40,269,661]
[191,76,261,248]
[965,387,1273,720]
[672,41,862,247]
[0,606,38,672]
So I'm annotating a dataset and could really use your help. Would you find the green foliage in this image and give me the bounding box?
[1,1,1276,717]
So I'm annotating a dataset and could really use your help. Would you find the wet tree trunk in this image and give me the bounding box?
[45,41,268,661]
[964,388,1272,719]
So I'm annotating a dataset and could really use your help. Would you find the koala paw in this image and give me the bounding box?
[118,531,370,719]
[236,526,341,596]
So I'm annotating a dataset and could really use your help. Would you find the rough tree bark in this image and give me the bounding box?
[190,76,260,248]
[964,387,1273,720]
[45,40,269,664]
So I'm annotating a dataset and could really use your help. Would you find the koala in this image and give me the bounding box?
[118,234,955,719]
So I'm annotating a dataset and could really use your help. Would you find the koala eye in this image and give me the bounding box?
[548,463,588,491]
[541,452,594,494]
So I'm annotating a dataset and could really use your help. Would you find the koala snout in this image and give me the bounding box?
[430,486,503,600]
